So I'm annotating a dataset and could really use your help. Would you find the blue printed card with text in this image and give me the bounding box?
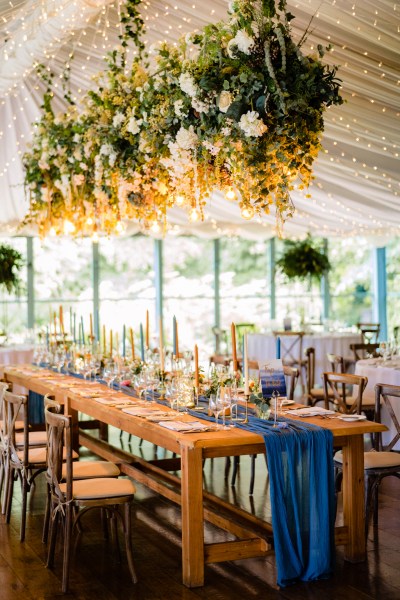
[259,359,287,399]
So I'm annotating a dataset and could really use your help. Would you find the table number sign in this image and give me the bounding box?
[260,359,287,399]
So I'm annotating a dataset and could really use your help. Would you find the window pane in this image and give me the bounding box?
[386,239,400,339]
[163,236,214,355]
[99,234,155,350]
[274,238,323,330]
[329,238,373,327]
[218,238,269,350]
[34,237,93,338]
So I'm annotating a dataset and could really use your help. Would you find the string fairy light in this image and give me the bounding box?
[0,0,399,238]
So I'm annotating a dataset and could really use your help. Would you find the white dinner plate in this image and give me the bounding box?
[338,414,367,422]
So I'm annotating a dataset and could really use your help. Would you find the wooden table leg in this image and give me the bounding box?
[180,444,204,587]
[341,434,366,562]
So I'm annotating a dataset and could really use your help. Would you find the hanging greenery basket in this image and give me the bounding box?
[276,235,331,283]
[0,244,23,294]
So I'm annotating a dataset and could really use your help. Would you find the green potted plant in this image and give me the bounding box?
[276,235,331,284]
[0,243,23,341]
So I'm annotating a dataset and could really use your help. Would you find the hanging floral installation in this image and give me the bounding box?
[23,0,343,237]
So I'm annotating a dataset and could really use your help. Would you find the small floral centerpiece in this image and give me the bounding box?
[202,368,235,398]
[129,357,144,376]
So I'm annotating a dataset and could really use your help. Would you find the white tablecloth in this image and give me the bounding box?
[248,332,361,384]
[355,358,400,450]
[0,344,34,365]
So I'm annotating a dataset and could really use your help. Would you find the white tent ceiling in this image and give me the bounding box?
[0,0,399,240]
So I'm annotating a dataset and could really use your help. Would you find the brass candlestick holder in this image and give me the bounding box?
[159,370,166,400]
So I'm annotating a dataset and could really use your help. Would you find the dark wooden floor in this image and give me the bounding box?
[1,428,399,600]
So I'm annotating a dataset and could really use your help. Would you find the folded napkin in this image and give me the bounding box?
[121,406,164,417]
[289,407,335,417]
[95,398,135,407]
[158,420,210,432]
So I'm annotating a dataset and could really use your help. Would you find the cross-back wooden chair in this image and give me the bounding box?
[45,403,138,593]
[0,381,10,511]
[349,342,380,362]
[2,390,48,541]
[322,371,368,414]
[334,383,400,538]
[304,347,334,406]
[326,353,345,373]
[357,323,380,344]
[42,394,121,544]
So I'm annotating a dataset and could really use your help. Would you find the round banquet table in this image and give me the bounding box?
[248,332,361,384]
[0,344,34,365]
[355,357,400,450]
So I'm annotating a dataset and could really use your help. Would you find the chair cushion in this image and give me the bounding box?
[343,396,375,408]
[17,446,79,464]
[334,450,400,469]
[62,460,120,480]
[16,430,47,446]
[310,388,334,398]
[59,477,136,500]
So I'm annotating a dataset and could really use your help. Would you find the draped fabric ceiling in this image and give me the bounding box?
[0,0,399,241]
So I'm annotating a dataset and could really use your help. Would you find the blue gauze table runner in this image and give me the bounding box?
[235,415,335,587]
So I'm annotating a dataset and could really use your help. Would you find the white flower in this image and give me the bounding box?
[175,125,199,150]
[239,111,268,137]
[218,91,233,113]
[202,140,221,156]
[100,144,113,156]
[38,153,50,170]
[227,29,255,57]
[83,141,92,159]
[72,173,85,186]
[221,126,232,136]
[126,115,142,135]
[73,149,82,161]
[109,152,117,167]
[112,112,125,128]
[139,135,150,154]
[228,0,237,13]
[174,99,186,117]
[191,97,209,114]
[80,162,88,171]
[73,133,81,143]
[179,72,198,98]
[251,21,260,37]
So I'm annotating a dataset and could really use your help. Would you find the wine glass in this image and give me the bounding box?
[209,393,221,430]
[272,391,282,427]
[218,387,232,429]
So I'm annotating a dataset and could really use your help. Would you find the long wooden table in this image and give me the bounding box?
[2,365,387,588]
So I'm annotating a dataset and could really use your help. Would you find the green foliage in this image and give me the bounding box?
[276,235,331,282]
[0,244,23,294]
